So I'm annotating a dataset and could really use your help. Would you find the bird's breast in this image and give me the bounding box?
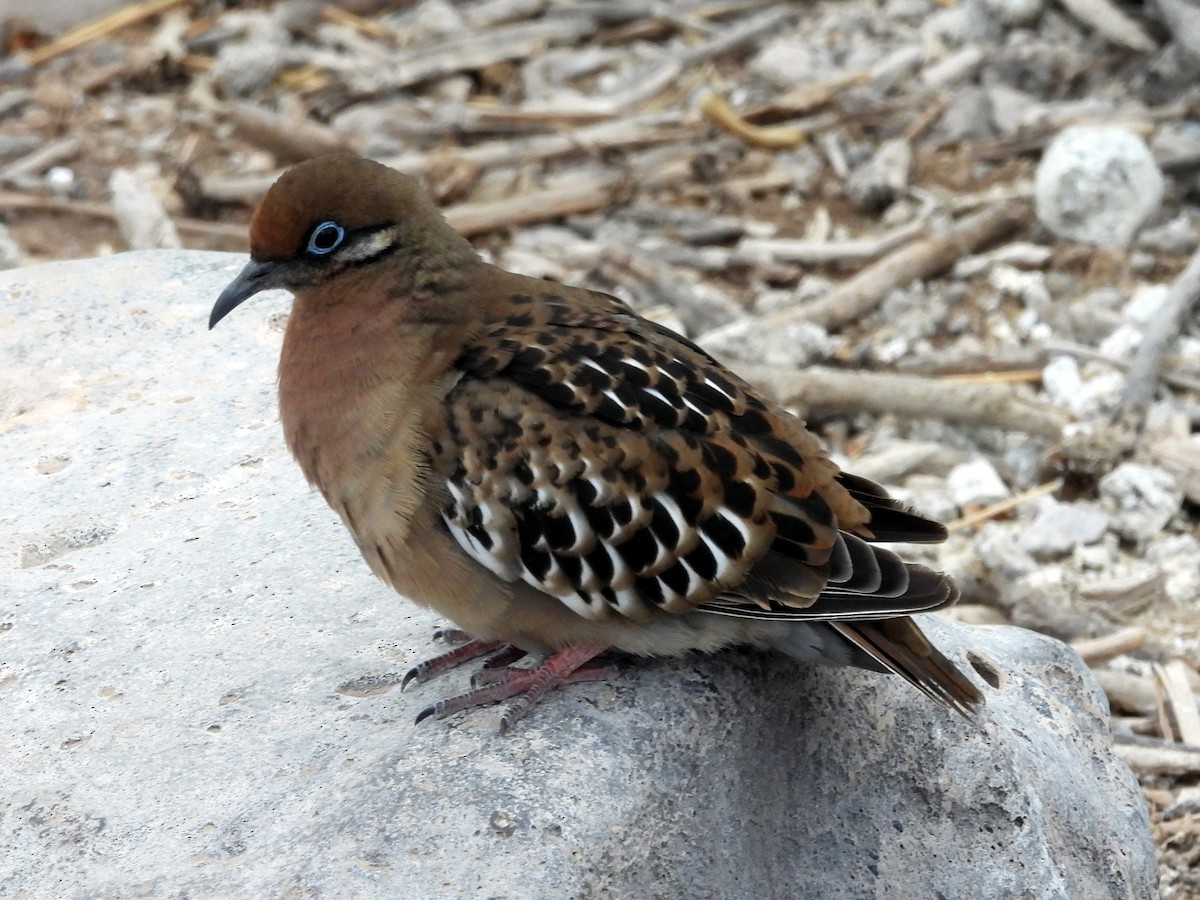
[276,302,453,575]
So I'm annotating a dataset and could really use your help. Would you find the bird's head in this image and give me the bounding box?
[210,153,475,328]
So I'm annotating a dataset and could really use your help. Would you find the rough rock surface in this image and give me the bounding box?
[1,252,1155,898]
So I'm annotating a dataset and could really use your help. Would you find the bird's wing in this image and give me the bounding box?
[439,289,954,623]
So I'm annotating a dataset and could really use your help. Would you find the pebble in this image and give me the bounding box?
[1017,500,1110,559]
[1099,463,1183,543]
[947,457,1010,509]
[1035,126,1164,248]
[975,521,1039,580]
[1122,284,1171,325]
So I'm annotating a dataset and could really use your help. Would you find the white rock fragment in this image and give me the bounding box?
[974,521,1040,580]
[988,264,1051,306]
[1042,356,1084,407]
[1017,500,1110,559]
[1121,284,1170,325]
[109,169,182,251]
[1035,126,1164,248]
[947,457,1010,509]
[1099,463,1183,542]
[1144,534,1200,605]
[0,223,23,270]
[1041,355,1125,417]
[697,319,832,368]
[749,39,823,87]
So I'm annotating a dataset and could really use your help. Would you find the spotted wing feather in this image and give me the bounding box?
[443,288,954,623]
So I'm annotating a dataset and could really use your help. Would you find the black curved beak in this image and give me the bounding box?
[209,259,281,329]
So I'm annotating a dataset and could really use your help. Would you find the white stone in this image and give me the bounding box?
[1035,126,1164,248]
[1017,500,1110,559]
[1099,462,1184,542]
[0,252,1156,898]
[1122,284,1170,325]
[948,457,1010,509]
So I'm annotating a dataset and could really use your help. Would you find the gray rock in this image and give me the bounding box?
[1100,462,1184,543]
[1,252,1154,898]
[1017,499,1111,559]
[1035,126,1165,249]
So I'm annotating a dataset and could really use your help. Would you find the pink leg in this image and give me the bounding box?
[415,644,609,732]
[401,637,502,689]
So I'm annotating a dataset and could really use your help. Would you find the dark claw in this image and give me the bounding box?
[401,666,422,691]
[414,703,438,724]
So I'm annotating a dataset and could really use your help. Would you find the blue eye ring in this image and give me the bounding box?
[306,221,345,255]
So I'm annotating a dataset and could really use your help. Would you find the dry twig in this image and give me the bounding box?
[767,202,1028,331]
[1120,245,1200,425]
[1071,626,1149,666]
[1155,661,1200,747]
[22,0,188,66]
[947,480,1063,532]
[740,365,1069,438]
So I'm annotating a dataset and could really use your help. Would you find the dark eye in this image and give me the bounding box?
[306,221,345,255]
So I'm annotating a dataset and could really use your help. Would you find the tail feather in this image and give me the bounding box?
[836,472,949,543]
[830,618,983,719]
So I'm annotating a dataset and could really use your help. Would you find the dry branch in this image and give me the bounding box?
[1115,740,1200,775]
[1120,245,1200,424]
[767,202,1028,332]
[1071,627,1148,666]
[0,191,246,242]
[736,220,926,266]
[201,117,692,204]
[445,172,625,236]
[1155,661,1200,748]
[739,365,1069,437]
[223,102,353,163]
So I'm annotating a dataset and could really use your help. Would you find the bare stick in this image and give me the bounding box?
[0,190,246,241]
[1048,337,1200,394]
[1,136,84,189]
[1120,245,1200,425]
[1114,740,1200,775]
[738,365,1069,438]
[444,173,624,236]
[1057,0,1156,51]
[1070,626,1148,666]
[223,102,353,163]
[767,202,1028,331]
[1155,660,1200,747]
[23,0,187,66]
[201,118,690,203]
[698,91,805,150]
[736,220,926,265]
[947,480,1062,533]
[347,18,596,94]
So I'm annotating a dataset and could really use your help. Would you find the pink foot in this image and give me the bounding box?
[415,644,610,732]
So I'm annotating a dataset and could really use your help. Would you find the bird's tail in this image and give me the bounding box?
[825,617,982,718]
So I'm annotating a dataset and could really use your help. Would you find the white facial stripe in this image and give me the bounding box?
[338,227,400,262]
